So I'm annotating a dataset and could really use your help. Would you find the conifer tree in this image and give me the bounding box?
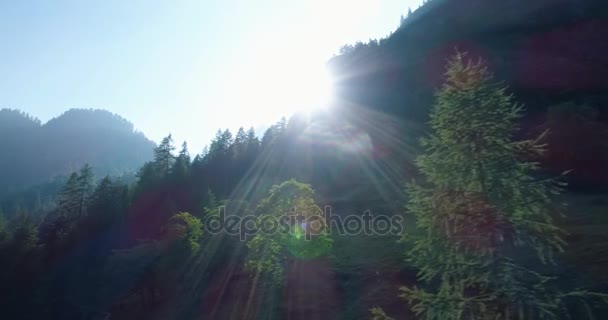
[208,129,233,157]
[203,189,220,217]
[57,172,80,217]
[246,127,258,144]
[235,127,247,145]
[154,134,175,176]
[178,141,190,162]
[86,176,128,229]
[76,163,94,217]
[400,53,606,319]
[42,165,95,243]
[173,141,191,180]
[234,127,248,157]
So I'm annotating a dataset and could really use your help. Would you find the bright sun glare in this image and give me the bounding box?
[285,66,334,113]
[224,46,336,127]
[256,64,334,121]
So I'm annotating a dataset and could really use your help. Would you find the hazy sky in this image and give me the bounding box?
[0,0,422,152]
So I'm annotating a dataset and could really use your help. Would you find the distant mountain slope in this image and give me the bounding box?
[0,108,155,193]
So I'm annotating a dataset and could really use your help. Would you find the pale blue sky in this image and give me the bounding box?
[0,0,421,152]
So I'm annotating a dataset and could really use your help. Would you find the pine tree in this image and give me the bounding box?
[208,129,233,157]
[370,307,395,320]
[42,165,95,243]
[179,141,190,161]
[203,189,221,217]
[400,53,606,319]
[221,129,233,147]
[234,127,248,157]
[154,134,176,176]
[246,127,258,144]
[57,172,80,218]
[76,164,94,218]
[86,176,128,229]
[173,141,191,179]
[235,127,247,145]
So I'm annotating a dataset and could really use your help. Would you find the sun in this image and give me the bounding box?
[290,65,334,113]
[256,59,335,119]
[223,49,335,127]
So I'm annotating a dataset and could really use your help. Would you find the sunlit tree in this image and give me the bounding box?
[167,212,203,252]
[245,179,332,285]
[400,53,606,319]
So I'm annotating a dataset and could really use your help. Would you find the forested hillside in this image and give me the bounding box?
[0,108,155,194]
[1,0,608,319]
[330,0,608,188]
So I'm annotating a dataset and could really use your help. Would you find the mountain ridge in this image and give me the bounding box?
[0,108,155,193]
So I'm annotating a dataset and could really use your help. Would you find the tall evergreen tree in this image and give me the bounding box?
[234,127,248,157]
[57,172,80,218]
[208,129,233,157]
[76,163,94,218]
[235,127,247,145]
[86,176,128,230]
[246,127,258,145]
[173,141,191,180]
[154,134,176,176]
[41,165,95,245]
[399,53,606,319]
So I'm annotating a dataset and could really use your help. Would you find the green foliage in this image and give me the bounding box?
[370,307,395,320]
[202,189,222,217]
[400,53,607,319]
[286,223,333,259]
[245,234,285,284]
[167,212,203,252]
[245,179,332,285]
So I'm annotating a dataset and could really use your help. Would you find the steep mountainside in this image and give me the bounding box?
[329,0,608,187]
